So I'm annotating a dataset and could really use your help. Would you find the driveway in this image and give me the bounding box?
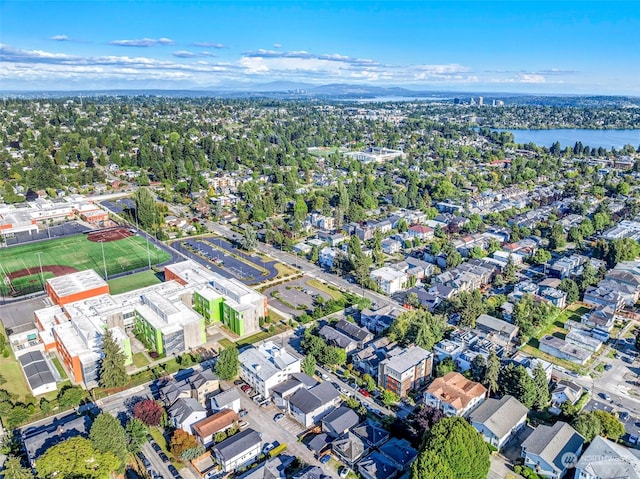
[501,425,534,464]
[233,380,338,478]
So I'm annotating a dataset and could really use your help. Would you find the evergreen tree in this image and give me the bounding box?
[98,329,129,389]
[134,187,159,230]
[499,363,537,409]
[411,417,489,479]
[470,355,486,383]
[89,412,128,467]
[484,350,500,396]
[215,345,239,380]
[532,362,550,410]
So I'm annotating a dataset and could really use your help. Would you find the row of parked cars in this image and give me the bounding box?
[139,434,182,479]
[238,380,271,408]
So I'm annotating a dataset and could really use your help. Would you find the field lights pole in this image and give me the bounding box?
[100,240,108,280]
[35,251,45,290]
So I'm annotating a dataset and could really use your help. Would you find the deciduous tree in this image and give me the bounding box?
[215,345,239,380]
[36,437,120,479]
[133,399,164,426]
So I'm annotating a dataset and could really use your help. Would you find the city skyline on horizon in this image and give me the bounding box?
[1,1,638,95]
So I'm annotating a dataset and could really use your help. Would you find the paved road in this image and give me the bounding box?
[205,222,405,311]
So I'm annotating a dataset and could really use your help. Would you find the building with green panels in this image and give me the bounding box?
[194,287,257,337]
[193,288,225,324]
[133,291,205,356]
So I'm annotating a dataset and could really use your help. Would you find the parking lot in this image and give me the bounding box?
[263,276,333,316]
[173,237,279,285]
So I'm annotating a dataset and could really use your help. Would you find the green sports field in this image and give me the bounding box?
[0,234,171,296]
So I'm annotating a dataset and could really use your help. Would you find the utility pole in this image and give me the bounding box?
[35,251,45,290]
[100,240,108,280]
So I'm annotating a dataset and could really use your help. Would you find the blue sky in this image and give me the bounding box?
[1,1,638,93]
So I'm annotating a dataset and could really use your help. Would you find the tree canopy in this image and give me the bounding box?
[36,437,120,479]
[411,416,489,479]
[215,345,239,380]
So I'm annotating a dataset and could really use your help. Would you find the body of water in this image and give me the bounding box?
[494,128,640,149]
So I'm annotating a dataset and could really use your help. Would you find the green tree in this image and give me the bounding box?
[36,437,120,479]
[215,346,239,380]
[57,385,83,408]
[455,289,486,328]
[484,350,500,396]
[470,355,486,383]
[411,450,455,479]
[324,346,347,366]
[435,356,456,377]
[592,410,625,440]
[301,354,316,377]
[503,256,517,284]
[549,222,567,250]
[134,187,160,230]
[98,329,129,389]
[559,278,580,304]
[411,417,489,479]
[381,389,400,407]
[89,412,128,467]
[2,455,34,479]
[240,225,258,251]
[125,417,148,454]
[531,248,552,265]
[532,363,550,410]
[572,413,602,442]
[499,363,537,408]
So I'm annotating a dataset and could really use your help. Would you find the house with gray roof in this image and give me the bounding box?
[521,421,584,479]
[574,435,640,479]
[352,419,390,449]
[333,319,374,348]
[379,437,418,472]
[212,428,262,473]
[318,325,358,353]
[288,381,341,427]
[293,465,333,479]
[168,397,207,432]
[210,387,241,413]
[321,406,360,438]
[357,450,400,479]
[470,395,528,449]
[23,413,93,467]
[332,431,367,468]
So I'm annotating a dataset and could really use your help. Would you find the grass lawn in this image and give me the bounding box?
[267,309,287,324]
[132,352,150,368]
[306,278,343,301]
[108,270,162,295]
[51,356,68,380]
[0,359,31,400]
[274,263,298,278]
[520,344,584,373]
[235,323,290,349]
[1,233,170,296]
[218,338,235,349]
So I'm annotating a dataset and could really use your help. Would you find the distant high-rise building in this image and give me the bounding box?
[453,98,461,105]
[478,96,484,107]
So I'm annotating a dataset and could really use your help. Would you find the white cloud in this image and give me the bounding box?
[192,41,224,48]
[49,35,69,41]
[109,37,175,47]
[273,43,282,48]
[516,73,546,83]
[173,50,196,58]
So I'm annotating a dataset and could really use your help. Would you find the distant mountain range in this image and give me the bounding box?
[4,83,640,107]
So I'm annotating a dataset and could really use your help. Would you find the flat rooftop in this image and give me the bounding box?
[47,269,107,297]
